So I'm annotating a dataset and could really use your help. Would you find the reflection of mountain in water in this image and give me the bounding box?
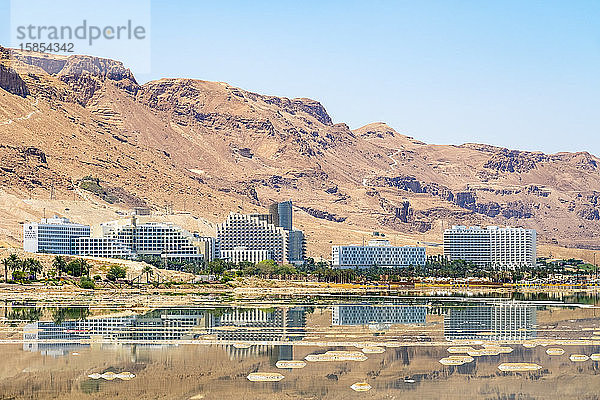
[23,307,307,356]
[332,305,426,327]
[444,303,537,341]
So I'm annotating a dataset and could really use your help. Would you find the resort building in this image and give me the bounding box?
[72,237,134,259]
[220,247,272,264]
[331,240,426,268]
[269,201,293,231]
[217,213,287,264]
[287,229,305,265]
[217,202,305,265]
[195,236,218,263]
[74,217,203,263]
[443,225,536,268]
[23,216,90,254]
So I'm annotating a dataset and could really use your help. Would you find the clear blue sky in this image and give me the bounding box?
[1,0,599,155]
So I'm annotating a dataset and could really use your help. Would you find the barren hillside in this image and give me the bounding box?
[1,47,600,259]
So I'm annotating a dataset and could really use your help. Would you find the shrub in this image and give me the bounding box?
[79,276,95,289]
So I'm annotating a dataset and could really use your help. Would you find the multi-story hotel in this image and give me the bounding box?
[216,202,305,264]
[220,247,272,264]
[72,237,134,259]
[23,216,90,254]
[217,213,288,264]
[23,202,305,265]
[443,225,536,268]
[195,235,218,263]
[73,218,203,262]
[287,230,305,264]
[268,201,292,230]
[331,239,426,268]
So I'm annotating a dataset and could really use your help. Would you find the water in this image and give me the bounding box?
[1,291,600,399]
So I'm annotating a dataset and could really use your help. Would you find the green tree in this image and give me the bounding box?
[8,254,23,281]
[1,257,9,283]
[52,256,67,281]
[23,258,42,280]
[107,265,127,281]
[142,265,153,284]
[208,259,228,275]
[65,259,91,277]
[256,259,277,277]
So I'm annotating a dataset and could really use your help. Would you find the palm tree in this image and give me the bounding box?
[7,254,22,280]
[52,256,67,281]
[143,266,153,284]
[1,257,9,283]
[29,259,43,280]
[78,259,91,277]
[23,258,42,280]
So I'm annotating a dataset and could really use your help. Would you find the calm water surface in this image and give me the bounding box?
[1,292,600,399]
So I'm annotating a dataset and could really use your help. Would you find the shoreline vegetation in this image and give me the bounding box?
[0,252,599,292]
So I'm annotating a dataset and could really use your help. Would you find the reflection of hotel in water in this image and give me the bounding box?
[23,307,306,356]
[209,307,306,341]
[332,305,427,326]
[444,303,537,341]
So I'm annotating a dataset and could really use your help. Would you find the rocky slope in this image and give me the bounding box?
[1,47,600,255]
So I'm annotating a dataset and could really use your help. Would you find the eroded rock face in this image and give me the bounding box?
[0,145,67,190]
[7,49,139,105]
[483,149,547,173]
[57,56,139,104]
[366,175,454,202]
[578,206,600,221]
[367,174,536,220]
[297,206,346,222]
[0,63,29,97]
[501,201,534,219]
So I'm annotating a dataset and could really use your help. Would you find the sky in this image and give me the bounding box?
[1,0,599,155]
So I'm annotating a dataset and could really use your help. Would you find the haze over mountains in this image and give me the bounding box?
[1,47,600,255]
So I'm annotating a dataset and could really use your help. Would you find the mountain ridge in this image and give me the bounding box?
[2,47,600,257]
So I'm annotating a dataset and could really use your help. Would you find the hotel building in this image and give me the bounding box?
[220,247,272,264]
[23,216,90,254]
[72,217,203,262]
[443,225,536,268]
[216,202,305,264]
[331,239,426,268]
[217,213,288,264]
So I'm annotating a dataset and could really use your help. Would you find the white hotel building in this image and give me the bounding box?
[331,240,426,268]
[220,248,272,264]
[23,216,90,255]
[443,225,536,268]
[217,213,288,264]
[73,218,203,262]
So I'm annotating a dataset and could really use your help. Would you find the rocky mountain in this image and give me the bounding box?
[1,47,600,256]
